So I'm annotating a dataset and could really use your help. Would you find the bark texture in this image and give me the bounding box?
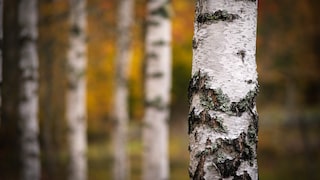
[189,0,259,179]
[113,0,134,179]
[143,0,172,180]
[18,0,41,179]
[66,0,88,180]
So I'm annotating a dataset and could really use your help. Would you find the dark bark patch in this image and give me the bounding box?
[150,3,171,19]
[233,171,252,180]
[216,158,241,177]
[200,88,230,112]
[146,20,160,26]
[188,70,207,103]
[197,10,240,24]
[145,96,167,110]
[71,24,81,36]
[193,153,206,180]
[152,40,167,46]
[192,38,198,49]
[230,86,259,117]
[197,133,256,178]
[146,52,158,60]
[188,108,227,134]
[237,50,246,63]
[148,72,164,78]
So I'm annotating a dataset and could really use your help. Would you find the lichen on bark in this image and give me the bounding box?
[197,10,240,24]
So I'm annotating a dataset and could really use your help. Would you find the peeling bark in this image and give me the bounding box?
[189,0,259,179]
[66,0,88,180]
[143,0,172,180]
[18,0,41,179]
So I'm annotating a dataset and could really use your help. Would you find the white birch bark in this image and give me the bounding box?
[18,0,41,180]
[66,0,87,180]
[143,0,172,180]
[188,0,259,179]
[113,0,134,180]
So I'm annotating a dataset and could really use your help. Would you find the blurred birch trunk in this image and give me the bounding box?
[113,0,134,179]
[188,0,259,179]
[66,0,88,180]
[18,0,41,179]
[142,0,172,179]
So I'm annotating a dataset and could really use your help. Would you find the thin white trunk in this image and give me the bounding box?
[143,0,171,180]
[66,0,87,180]
[113,0,134,180]
[189,0,259,179]
[18,0,41,180]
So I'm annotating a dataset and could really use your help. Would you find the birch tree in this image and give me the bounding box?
[188,0,259,179]
[113,0,134,179]
[66,0,88,180]
[142,0,172,179]
[18,0,41,179]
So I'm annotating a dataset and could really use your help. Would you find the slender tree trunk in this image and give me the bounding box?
[142,0,172,179]
[66,0,88,180]
[113,0,134,180]
[188,0,259,179]
[18,0,41,180]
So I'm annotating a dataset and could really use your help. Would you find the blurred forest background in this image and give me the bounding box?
[1,0,320,179]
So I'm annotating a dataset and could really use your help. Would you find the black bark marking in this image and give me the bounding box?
[188,108,227,134]
[245,79,253,84]
[188,70,259,134]
[188,70,207,103]
[233,171,252,180]
[150,2,171,19]
[146,20,160,26]
[230,86,259,117]
[148,72,164,78]
[192,38,198,49]
[197,10,240,24]
[152,40,167,46]
[145,96,167,110]
[193,153,206,180]
[146,52,158,60]
[71,24,81,35]
[216,158,241,178]
[237,50,246,63]
[210,133,255,178]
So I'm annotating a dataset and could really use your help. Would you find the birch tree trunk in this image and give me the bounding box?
[142,0,172,179]
[188,0,259,179]
[18,0,41,179]
[66,0,87,180]
[113,1,134,180]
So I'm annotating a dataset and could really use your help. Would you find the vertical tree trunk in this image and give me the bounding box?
[188,0,259,179]
[18,0,41,179]
[142,0,172,180]
[113,0,134,180]
[66,0,87,180]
